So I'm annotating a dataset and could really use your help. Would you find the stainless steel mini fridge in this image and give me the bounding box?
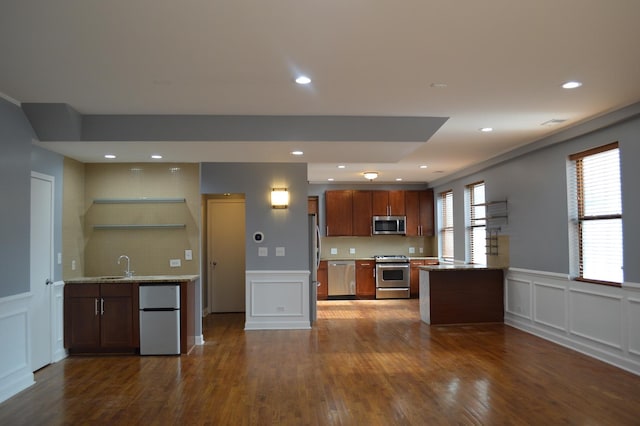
[139,283,180,355]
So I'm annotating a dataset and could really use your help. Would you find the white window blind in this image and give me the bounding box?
[468,182,486,265]
[569,143,623,284]
[440,190,454,260]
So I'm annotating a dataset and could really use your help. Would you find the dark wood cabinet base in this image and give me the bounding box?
[420,268,504,325]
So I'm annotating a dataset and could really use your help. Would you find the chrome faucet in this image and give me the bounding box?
[117,255,134,278]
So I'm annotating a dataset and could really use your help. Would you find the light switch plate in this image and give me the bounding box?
[409,247,415,254]
[330,248,338,255]
[185,249,193,260]
[276,247,285,256]
[419,247,424,253]
[170,259,181,267]
[349,248,356,254]
[258,247,268,257]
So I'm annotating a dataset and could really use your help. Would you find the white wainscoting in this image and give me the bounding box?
[0,292,35,404]
[245,270,311,330]
[52,281,67,362]
[505,268,640,376]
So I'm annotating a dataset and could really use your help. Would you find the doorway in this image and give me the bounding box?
[30,172,54,371]
[206,196,246,313]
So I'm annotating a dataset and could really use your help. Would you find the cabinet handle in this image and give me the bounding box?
[326,226,329,236]
[100,298,104,315]
[94,298,98,316]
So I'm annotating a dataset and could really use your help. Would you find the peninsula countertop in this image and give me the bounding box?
[420,263,504,271]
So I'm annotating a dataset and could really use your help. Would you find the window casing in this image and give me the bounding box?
[467,182,486,265]
[568,142,623,285]
[439,190,454,260]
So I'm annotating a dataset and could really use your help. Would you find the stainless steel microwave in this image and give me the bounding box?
[372,216,406,235]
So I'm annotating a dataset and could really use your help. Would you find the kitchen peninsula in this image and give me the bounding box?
[419,264,504,325]
[63,275,198,355]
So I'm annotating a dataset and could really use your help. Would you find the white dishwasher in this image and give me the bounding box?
[139,283,180,355]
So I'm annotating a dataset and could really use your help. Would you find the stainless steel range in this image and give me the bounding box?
[374,255,410,299]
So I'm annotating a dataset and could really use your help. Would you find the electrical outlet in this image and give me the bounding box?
[71,260,76,271]
[419,247,424,253]
[170,259,181,267]
[409,247,415,254]
[185,249,192,260]
[330,248,338,255]
[276,247,285,256]
[349,248,356,254]
[258,247,268,257]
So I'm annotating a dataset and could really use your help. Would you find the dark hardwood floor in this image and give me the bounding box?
[1,299,640,425]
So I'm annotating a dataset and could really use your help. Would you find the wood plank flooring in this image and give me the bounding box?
[1,299,640,425]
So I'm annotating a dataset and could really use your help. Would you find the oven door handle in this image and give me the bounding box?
[376,263,410,270]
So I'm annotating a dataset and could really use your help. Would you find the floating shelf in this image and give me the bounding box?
[93,198,186,204]
[93,224,186,230]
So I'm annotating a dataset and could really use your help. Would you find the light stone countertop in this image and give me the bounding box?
[64,275,199,284]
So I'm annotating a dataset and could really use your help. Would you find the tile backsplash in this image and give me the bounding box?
[321,235,436,259]
[64,162,200,278]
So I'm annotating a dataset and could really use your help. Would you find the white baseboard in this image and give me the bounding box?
[195,335,205,345]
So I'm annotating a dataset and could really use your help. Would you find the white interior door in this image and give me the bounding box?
[207,198,246,313]
[30,172,54,371]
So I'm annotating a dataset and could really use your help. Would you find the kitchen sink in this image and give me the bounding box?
[97,275,128,280]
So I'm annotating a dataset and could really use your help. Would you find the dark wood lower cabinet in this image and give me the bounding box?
[64,283,138,353]
[410,259,439,298]
[356,260,376,298]
[317,261,328,300]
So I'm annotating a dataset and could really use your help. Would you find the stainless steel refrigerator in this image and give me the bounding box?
[309,214,320,324]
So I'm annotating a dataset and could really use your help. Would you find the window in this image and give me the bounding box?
[568,142,623,285]
[467,181,486,265]
[439,190,454,260]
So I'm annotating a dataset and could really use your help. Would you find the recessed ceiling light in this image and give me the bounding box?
[290,150,303,156]
[327,178,335,181]
[104,154,116,159]
[430,82,448,88]
[337,165,346,169]
[419,165,428,169]
[151,154,163,159]
[480,127,494,132]
[395,178,403,181]
[562,81,582,89]
[295,76,311,85]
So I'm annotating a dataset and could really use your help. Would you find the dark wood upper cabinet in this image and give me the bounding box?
[325,190,353,236]
[352,190,372,236]
[372,190,405,216]
[405,189,434,236]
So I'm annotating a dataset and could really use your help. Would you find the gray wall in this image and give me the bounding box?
[0,98,35,297]
[432,112,640,283]
[201,162,309,271]
[31,145,64,282]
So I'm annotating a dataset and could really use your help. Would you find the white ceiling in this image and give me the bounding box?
[2,1,640,183]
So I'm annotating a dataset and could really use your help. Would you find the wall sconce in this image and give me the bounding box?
[271,188,289,209]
